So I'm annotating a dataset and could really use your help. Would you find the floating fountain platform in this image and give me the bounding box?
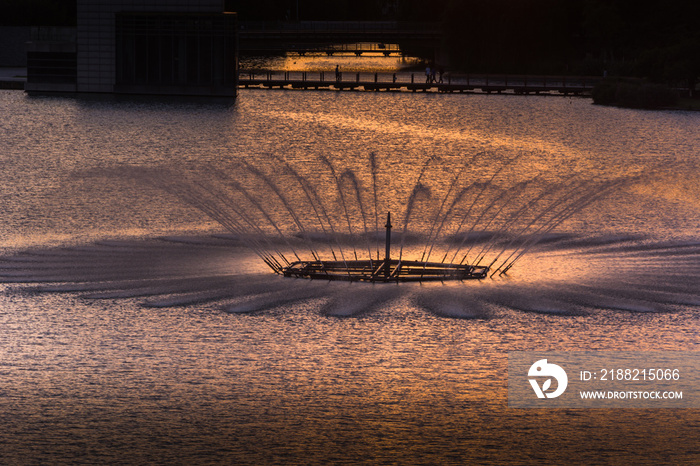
[280,212,489,283]
[282,259,488,282]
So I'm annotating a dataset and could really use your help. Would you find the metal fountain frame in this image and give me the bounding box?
[281,212,489,283]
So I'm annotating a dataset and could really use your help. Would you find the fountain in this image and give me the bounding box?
[130,151,631,284]
[1,149,696,318]
[281,212,490,282]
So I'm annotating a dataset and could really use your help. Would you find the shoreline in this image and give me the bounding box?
[0,67,25,89]
[2,66,696,110]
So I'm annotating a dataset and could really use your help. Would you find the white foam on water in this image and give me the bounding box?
[224,282,329,313]
[322,283,402,317]
[416,292,489,318]
[480,285,587,315]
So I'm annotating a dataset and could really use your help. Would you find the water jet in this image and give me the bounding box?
[125,151,634,287]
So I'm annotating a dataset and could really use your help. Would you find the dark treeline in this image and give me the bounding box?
[2,0,697,87]
[441,0,699,84]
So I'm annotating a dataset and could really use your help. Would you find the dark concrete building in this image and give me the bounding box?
[26,1,237,96]
[0,27,32,67]
[26,27,77,92]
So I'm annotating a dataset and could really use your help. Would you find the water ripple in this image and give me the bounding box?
[2,234,700,317]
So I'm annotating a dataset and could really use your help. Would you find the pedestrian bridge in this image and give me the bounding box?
[239,70,601,96]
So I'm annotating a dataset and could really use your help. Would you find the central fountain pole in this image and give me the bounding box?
[281,210,488,282]
[384,211,392,278]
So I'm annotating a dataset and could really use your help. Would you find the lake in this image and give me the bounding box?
[1,87,699,464]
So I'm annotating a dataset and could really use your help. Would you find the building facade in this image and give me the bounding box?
[27,1,237,97]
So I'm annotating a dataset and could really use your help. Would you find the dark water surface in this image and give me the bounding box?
[1,89,699,464]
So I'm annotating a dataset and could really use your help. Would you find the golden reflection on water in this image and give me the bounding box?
[3,276,697,463]
[1,85,699,463]
[1,233,700,463]
[265,109,595,164]
[241,51,423,72]
[630,170,700,209]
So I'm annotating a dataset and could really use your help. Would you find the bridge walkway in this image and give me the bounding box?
[239,71,601,96]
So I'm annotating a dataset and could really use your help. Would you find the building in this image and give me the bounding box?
[26,27,77,92]
[26,1,237,97]
[0,27,32,67]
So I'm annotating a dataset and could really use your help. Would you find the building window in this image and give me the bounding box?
[116,12,237,93]
[27,52,77,84]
